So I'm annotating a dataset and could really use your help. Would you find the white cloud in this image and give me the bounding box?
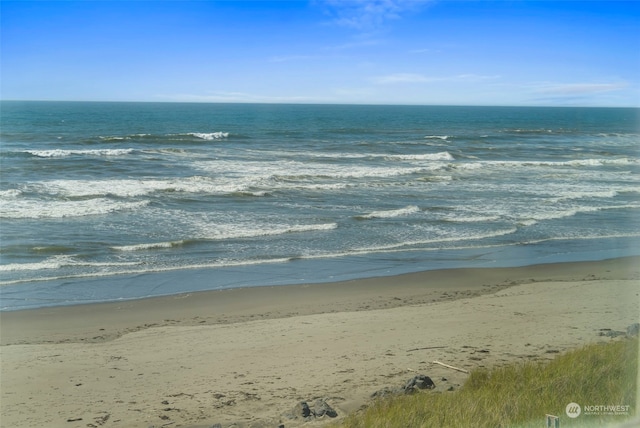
[452,74,502,81]
[372,73,433,84]
[533,82,629,95]
[324,38,384,50]
[372,73,501,84]
[268,55,321,63]
[319,0,433,30]
[409,48,441,54]
[157,91,330,104]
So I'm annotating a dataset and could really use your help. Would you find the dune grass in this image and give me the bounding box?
[336,337,637,428]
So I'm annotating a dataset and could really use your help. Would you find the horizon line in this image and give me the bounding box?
[1,99,638,109]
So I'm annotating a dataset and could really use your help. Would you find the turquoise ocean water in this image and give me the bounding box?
[1,102,639,309]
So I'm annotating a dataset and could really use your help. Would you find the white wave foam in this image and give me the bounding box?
[26,148,135,158]
[552,189,619,201]
[304,227,519,257]
[195,159,442,182]
[522,232,640,246]
[19,170,387,200]
[506,128,554,134]
[0,189,22,199]
[188,132,229,140]
[565,158,637,167]
[357,205,420,219]
[387,152,454,161]
[99,133,150,141]
[0,255,73,272]
[99,136,128,141]
[26,176,247,198]
[112,241,186,252]
[456,157,636,171]
[444,214,502,223]
[0,256,294,287]
[517,203,640,226]
[291,183,352,191]
[265,150,453,162]
[424,135,449,140]
[0,199,149,219]
[204,222,338,240]
[620,186,640,194]
[0,256,141,272]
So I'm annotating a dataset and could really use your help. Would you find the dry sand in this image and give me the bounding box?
[1,257,639,428]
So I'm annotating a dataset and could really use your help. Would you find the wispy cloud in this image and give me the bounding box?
[372,73,501,84]
[372,73,433,84]
[533,81,629,95]
[157,91,330,104]
[268,55,321,63]
[409,48,441,54]
[324,38,384,50]
[319,0,434,30]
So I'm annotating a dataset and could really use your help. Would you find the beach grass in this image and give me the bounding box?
[335,337,638,428]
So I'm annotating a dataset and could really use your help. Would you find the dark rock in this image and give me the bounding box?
[210,424,222,428]
[287,399,337,420]
[313,398,337,418]
[371,386,402,398]
[403,375,436,393]
[627,323,640,337]
[294,401,311,418]
[600,330,626,338]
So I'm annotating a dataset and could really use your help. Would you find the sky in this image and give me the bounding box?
[1,0,639,107]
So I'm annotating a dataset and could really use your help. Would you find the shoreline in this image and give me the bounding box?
[1,256,639,427]
[3,239,638,312]
[2,256,638,346]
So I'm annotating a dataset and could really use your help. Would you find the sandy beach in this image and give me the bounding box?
[1,257,639,428]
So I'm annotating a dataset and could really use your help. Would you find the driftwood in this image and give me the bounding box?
[432,360,469,373]
[406,346,447,352]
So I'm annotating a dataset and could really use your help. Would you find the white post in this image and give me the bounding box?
[545,414,560,428]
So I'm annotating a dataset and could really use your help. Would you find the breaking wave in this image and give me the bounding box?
[356,205,421,219]
[26,148,135,158]
[0,199,150,219]
[112,241,187,252]
[187,132,229,140]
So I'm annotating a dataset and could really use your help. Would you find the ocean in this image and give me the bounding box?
[1,101,639,310]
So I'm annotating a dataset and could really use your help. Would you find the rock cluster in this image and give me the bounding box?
[285,398,338,421]
[372,374,437,398]
[598,323,640,338]
[403,374,436,393]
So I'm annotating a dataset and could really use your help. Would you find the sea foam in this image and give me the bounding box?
[357,205,421,219]
[188,132,229,140]
[26,148,135,158]
[113,241,186,252]
[0,199,149,219]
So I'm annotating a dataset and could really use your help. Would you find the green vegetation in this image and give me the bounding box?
[336,338,637,428]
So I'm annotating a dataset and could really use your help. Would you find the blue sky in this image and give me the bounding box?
[1,0,638,106]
